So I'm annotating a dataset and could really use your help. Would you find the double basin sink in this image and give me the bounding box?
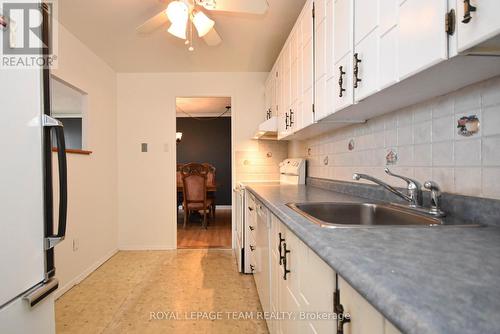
[286,202,478,228]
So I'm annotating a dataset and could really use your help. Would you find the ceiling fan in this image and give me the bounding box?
[136,0,269,51]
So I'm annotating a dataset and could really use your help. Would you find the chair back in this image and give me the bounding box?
[181,163,208,204]
[203,163,216,188]
[176,164,184,186]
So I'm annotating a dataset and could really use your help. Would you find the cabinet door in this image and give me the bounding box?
[398,0,448,80]
[379,27,398,90]
[353,30,379,102]
[302,3,315,128]
[457,0,500,52]
[298,247,336,333]
[339,277,385,334]
[334,0,354,111]
[265,76,273,117]
[326,0,335,80]
[254,203,271,314]
[279,227,303,334]
[354,0,378,45]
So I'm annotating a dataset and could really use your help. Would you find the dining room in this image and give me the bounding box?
[176,96,232,249]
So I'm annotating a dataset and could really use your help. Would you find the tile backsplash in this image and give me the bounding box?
[292,75,500,200]
[236,140,288,182]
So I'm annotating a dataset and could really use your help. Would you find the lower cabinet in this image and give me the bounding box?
[251,199,402,334]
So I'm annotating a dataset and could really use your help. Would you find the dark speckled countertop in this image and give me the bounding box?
[245,183,500,334]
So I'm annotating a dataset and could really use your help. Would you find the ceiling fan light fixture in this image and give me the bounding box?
[192,11,215,37]
[168,22,187,39]
[166,1,189,23]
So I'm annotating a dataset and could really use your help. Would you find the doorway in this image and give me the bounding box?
[176,97,232,249]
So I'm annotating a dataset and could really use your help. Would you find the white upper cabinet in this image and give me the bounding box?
[315,0,336,121]
[456,0,500,52]
[378,0,399,89]
[334,0,355,111]
[398,0,448,80]
[301,0,315,130]
[353,0,380,102]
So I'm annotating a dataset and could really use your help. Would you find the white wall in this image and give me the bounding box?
[117,72,267,250]
[298,76,500,200]
[52,25,118,297]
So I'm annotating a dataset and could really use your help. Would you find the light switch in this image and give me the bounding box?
[141,143,148,152]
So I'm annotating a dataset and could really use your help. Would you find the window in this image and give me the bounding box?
[50,76,86,150]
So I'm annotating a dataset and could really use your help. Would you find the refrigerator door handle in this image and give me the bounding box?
[42,115,68,250]
[23,278,59,308]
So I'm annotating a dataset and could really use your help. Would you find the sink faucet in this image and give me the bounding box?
[353,168,423,208]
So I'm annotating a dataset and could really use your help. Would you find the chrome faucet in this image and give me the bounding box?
[424,181,445,217]
[353,168,423,207]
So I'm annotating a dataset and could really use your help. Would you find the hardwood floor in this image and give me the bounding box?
[56,250,268,334]
[177,207,232,249]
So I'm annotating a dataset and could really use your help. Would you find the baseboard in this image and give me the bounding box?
[118,245,177,251]
[54,248,119,300]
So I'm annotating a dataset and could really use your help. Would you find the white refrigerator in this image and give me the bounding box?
[0,2,67,333]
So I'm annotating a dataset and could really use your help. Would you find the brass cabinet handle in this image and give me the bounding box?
[278,232,285,265]
[462,0,477,24]
[338,66,346,97]
[353,53,362,89]
[282,242,291,280]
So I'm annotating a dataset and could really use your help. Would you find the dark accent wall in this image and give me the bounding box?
[54,117,82,149]
[176,117,232,205]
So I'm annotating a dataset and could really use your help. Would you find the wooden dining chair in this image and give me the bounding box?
[181,163,214,229]
[203,163,217,220]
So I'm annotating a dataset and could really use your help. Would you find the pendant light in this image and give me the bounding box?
[192,11,214,37]
[166,1,189,39]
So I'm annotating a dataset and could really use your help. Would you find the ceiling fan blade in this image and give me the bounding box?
[203,27,222,46]
[136,10,168,34]
[197,0,269,14]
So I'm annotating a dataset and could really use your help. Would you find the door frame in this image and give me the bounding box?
[172,95,235,249]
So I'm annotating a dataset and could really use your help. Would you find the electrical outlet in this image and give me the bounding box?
[73,238,79,252]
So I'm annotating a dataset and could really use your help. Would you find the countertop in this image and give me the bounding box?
[245,183,500,334]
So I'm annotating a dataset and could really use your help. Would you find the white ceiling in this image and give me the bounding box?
[176,97,231,116]
[58,0,307,72]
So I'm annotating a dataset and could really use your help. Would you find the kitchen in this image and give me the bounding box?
[1,0,500,333]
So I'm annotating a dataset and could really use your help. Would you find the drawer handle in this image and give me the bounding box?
[249,225,255,231]
[282,243,291,280]
[353,53,362,89]
[278,232,286,265]
[248,206,254,211]
[462,0,476,24]
[334,288,351,333]
[338,66,346,97]
[250,245,255,251]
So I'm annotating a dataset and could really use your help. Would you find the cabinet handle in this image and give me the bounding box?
[289,109,294,126]
[248,206,254,211]
[249,225,255,231]
[250,264,255,272]
[353,53,362,88]
[285,112,289,130]
[462,0,476,24]
[338,66,346,97]
[334,288,351,334]
[250,245,255,251]
[278,232,286,265]
[282,242,291,280]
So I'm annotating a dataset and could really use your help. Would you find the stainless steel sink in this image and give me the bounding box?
[286,202,444,228]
